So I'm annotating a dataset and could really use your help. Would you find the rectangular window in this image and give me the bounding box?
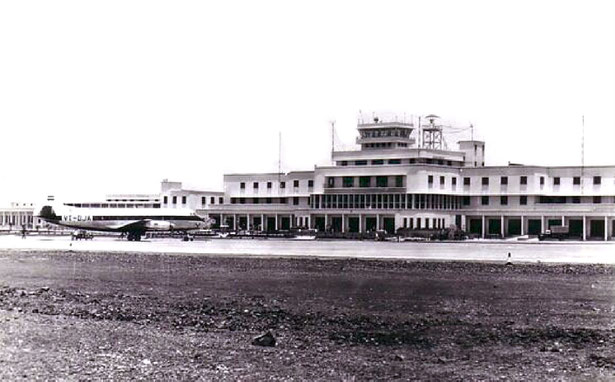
[452,177,457,186]
[573,177,581,185]
[240,182,245,189]
[280,198,287,204]
[253,182,259,189]
[481,196,489,205]
[267,182,272,189]
[253,198,259,204]
[372,159,384,165]
[163,196,168,204]
[440,176,445,185]
[540,177,545,185]
[294,180,299,188]
[395,175,403,187]
[308,180,314,188]
[240,198,245,204]
[388,159,401,164]
[327,177,335,188]
[201,197,206,205]
[520,195,528,205]
[343,177,354,188]
[376,176,388,187]
[553,177,560,185]
[341,161,348,166]
[355,160,367,166]
[462,196,470,206]
[359,176,371,188]
[463,177,471,186]
[500,196,508,205]
[594,176,601,185]
[293,197,299,205]
[172,196,177,204]
[501,176,508,185]
[266,198,272,204]
[520,176,527,185]
[593,196,602,204]
[481,177,489,186]
[280,181,285,189]
[211,197,215,204]
[428,175,434,184]
[572,196,580,203]
[219,197,224,204]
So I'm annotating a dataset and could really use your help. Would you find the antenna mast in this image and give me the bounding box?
[278,131,282,181]
[330,120,335,163]
[581,114,585,195]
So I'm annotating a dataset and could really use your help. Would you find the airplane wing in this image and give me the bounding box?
[107,220,149,232]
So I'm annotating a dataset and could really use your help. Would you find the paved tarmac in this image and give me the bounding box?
[1,234,614,264]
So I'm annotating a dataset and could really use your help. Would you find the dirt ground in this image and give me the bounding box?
[1,250,615,381]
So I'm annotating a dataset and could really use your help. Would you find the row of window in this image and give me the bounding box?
[402,217,447,230]
[360,128,412,139]
[163,196,224,205]
[463,175,604,187]
[328,176,405,188]
[65,203,161,208]
[311,194,463,210]
[471,195,612,206]
[230,197,305,205]
[240,180,314,190]
[339,158,459,167]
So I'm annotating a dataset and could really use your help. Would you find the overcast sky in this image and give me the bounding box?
[1,0,614,204]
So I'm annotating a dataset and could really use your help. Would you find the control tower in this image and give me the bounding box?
[356,117,416,150]
[421,114,444,150]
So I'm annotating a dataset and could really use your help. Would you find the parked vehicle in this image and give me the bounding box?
[71,230,94,240]
[539,226,569,241]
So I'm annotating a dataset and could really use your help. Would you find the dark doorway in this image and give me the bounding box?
[348,217,359,233]
[469,218,482,235]
[590,220,605,238]
[508,219,521,236]
[267,217,276,232]
[527,219,541,235]
[315,217,325,232]
[280,217,290,230]
[331,217,342,232]
[548,219,562,229]
[383,218,395,234]
[569,219,583,238]
[253,217,262,231]
[488,219,501,236]
[225,216,235,230]
[238,216,247,230]
[365,217,377,232]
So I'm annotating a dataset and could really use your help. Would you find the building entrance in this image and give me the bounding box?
[348,217,359,233]
[527,219,541,235]
[590,220,605,238]
[569,219,583,238]
[314,217,325,232]
[507,219,521,236]
[469,218,482,236]
[488,219,501,236]
[365,217,377,232]
[383,218,395,234]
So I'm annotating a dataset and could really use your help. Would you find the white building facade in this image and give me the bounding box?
[206,116,615,241]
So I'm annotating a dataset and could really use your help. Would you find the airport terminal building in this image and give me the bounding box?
[3,115,614,241]
[204,116,615,241]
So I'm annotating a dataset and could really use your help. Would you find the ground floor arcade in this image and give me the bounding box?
[463,215,615,241]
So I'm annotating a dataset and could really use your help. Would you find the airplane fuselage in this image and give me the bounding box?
[38,204,208,234]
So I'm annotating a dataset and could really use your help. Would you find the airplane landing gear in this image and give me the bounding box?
[127,232,142,241]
